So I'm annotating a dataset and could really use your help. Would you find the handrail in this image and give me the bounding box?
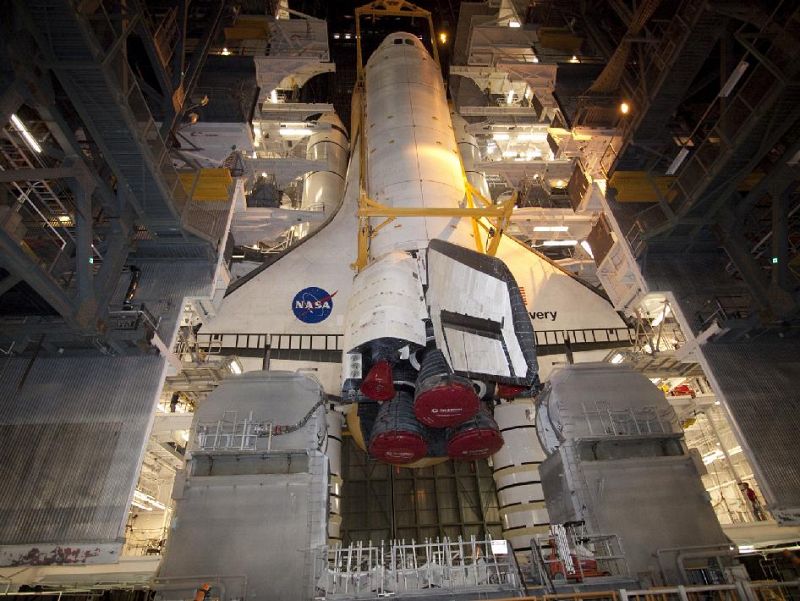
[187,327,636,356]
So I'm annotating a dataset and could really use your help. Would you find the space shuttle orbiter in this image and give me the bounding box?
[201,27,628,469]
[339,32,539,467]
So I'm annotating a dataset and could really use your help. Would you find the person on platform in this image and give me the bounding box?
[740,482,766,521]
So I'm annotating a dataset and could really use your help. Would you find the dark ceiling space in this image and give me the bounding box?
[293,0,461,130]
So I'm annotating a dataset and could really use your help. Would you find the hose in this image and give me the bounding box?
[258,395,327,436]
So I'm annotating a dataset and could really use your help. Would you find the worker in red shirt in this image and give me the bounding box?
[739,482,766,521]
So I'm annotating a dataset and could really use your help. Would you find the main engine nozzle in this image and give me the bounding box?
[414,349,479,427]
[369,391,428,465]
[446,409,504,461]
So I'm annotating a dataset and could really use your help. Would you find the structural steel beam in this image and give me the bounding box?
[0,80,25,130]
[717,217,797,320]
[0,229,81,330]
[0,167,77,182]
[0,274,21,297]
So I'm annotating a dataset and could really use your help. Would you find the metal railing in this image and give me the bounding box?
[107,303,160,332]
[535,327,638,348]
[579,402,678,437]
[621,581,800,601]
[196,410,266,451]
[316,537,522,598]
[697,295,752,332]
[185,328,638,360]
[192,332,344,354]
[531,525,629,586]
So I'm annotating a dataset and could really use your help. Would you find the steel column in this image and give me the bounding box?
[0,228,81,330]
[0,274,21,296]
[770,187,792,292]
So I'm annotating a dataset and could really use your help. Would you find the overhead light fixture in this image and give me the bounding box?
[344,33,352,40]
[619,101,630,115]
[516,132,547,142]
[702,449,725,465]
[533,225,569,232]
[439,32,448,44]
[333,33,341,39]
[651,305,671,327]
[580,240,594,258]
[552,179,567,189]
[610,353,624,364]
[719,61,749,98]
[133,490,166,511]
[270,89,278,104]
[130,500,152,511]
[10,114,42,153]
[738,545,756,554]
[278,127,313,137]
[260,171,267,178]
[492,132,510,141]
[57,215,72,224]
[508,20,521,28]
[569,55,580,63]
[506,89,515,105]
[666,147,689,175]
[542,239,578,246]
[221,47,231,56]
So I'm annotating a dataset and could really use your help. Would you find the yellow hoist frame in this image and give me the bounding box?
[351,0,517,271]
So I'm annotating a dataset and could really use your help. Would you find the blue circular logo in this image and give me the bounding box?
[292,287,337,324]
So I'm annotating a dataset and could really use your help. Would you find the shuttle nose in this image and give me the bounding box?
[379,32,425,51]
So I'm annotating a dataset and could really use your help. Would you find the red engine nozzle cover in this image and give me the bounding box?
[446,425,504,460]
[414,376,480,428]
[360,360,396,401]
[369,431,428,465]
[496,383,528,399]
[446,411,504,460]
[368,390,429,465]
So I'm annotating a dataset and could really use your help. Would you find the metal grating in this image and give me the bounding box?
[0,423,118,543]
[0,355,166,554]
[702,340,800,522]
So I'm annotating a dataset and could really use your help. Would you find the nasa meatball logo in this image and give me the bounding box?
[292,287,337,324]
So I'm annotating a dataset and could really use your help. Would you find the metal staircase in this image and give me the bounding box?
[0,135,73,222]
[20,0,217,254]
